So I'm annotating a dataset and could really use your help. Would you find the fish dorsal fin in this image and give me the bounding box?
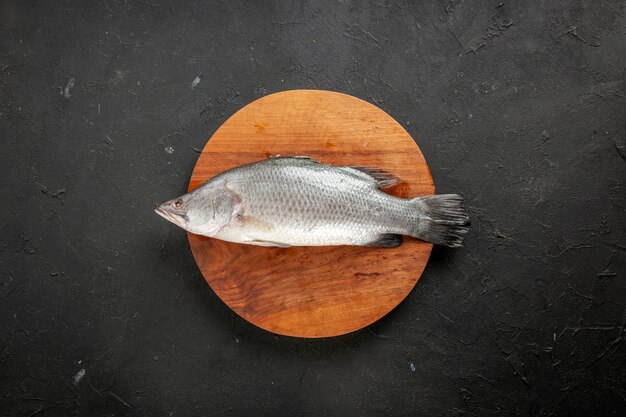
[267,155,320,164]
[340,166,401,189]
[264,157,401,189]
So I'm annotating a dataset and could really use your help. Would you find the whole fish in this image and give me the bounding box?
[155,157,469,248]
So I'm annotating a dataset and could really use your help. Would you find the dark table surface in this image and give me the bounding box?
[1,1,625,416]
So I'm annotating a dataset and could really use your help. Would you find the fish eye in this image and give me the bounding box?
[173,199,183,209]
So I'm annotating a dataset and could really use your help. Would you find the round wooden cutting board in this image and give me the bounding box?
[187,90,435,338]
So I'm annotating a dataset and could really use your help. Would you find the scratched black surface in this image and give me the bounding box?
[1,1,625,416]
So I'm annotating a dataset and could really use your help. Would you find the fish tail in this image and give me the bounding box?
[407,194,470,248]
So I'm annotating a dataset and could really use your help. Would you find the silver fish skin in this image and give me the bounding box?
[155,157,469,248]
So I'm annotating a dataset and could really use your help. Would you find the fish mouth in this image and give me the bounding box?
[154,206,175,222]
[155,205,188,227]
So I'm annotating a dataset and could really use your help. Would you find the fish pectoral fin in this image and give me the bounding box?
[365,234,403,248]
[241,216,274,232]
[249,239,291,248]
[340,166,401,189]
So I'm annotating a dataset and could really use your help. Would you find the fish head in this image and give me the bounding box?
[155,184,238,237]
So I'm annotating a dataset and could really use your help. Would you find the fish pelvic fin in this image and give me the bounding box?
[249,239,291,248]
[409,194,470,248]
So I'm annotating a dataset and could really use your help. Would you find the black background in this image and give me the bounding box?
[1,1,625,416]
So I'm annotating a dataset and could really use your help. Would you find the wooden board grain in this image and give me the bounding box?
[187,90,435,338]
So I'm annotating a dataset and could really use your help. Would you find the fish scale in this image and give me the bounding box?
[217,158,411,246]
